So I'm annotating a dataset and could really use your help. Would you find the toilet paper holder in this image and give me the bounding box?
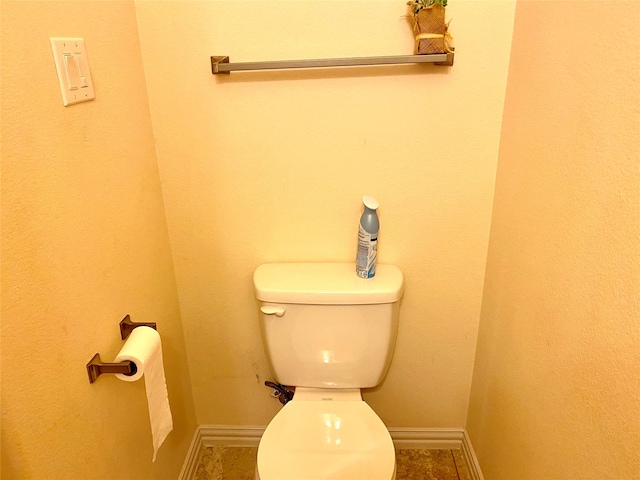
[86,315,157,384]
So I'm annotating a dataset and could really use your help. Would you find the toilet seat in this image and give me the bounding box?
[256,389,396,480]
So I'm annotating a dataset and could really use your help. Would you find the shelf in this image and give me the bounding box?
[211,52,454,74]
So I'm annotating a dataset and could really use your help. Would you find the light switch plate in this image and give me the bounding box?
[50,37,95,106]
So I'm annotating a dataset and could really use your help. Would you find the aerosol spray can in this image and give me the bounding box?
[356,196,379,278]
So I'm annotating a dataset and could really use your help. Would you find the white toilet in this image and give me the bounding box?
[253,262,404,480]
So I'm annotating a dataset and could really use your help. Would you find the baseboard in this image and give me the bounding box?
[461,429,485,480]
[178,425,265,479]
[388,427,465,450]
[200,425,265,447]
[179,425,484,480]
[177,425,203,480]
[389,427,483,480]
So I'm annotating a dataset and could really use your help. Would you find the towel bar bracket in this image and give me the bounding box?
[211,56,230,74]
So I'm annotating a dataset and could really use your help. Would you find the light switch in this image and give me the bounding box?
[50,38,95,106]
[63,54,80,90]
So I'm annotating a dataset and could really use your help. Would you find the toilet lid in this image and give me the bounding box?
[257,400,395,480]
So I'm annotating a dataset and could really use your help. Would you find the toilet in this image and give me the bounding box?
[253,262,404,480]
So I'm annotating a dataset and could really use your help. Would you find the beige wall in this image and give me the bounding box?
[467,1,640,478]
[5,0,637,477]
[134,0,516,427]
[1,1,196,478]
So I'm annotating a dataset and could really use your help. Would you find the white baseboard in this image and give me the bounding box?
[201,425,265,447]
[178,425,264,479]
[179,425,483,480]
[177,425,203,480]
[461,429,485,480]
[389,427,465,450]
[389,427,483,480]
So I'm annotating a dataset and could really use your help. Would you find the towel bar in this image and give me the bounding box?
[211,52,454,74]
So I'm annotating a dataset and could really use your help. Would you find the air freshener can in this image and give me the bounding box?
[356,196,380,278]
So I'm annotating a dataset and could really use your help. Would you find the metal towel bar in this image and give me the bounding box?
[211,52,454,74]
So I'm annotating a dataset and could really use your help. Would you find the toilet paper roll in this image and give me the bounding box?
[115,326,173,462]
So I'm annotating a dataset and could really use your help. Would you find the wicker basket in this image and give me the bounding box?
[414,4,447,54]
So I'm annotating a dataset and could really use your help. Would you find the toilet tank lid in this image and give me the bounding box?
[253,263,404,305]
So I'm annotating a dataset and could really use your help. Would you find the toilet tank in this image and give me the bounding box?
[253,263,404,389]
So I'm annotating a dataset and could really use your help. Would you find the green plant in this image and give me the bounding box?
[406,0,448,15]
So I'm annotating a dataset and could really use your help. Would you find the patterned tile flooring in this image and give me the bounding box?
[194,445,472,480]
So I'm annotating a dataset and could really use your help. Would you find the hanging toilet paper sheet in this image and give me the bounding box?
[115,326,173,462]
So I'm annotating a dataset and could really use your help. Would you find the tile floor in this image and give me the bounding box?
[194,445,472,480]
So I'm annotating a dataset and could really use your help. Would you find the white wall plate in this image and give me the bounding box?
[50,37,95,106]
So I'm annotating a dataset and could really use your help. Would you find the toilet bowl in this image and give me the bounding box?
[256,388,396,480]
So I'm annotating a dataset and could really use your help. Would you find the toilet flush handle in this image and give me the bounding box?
[260,306,286,317]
